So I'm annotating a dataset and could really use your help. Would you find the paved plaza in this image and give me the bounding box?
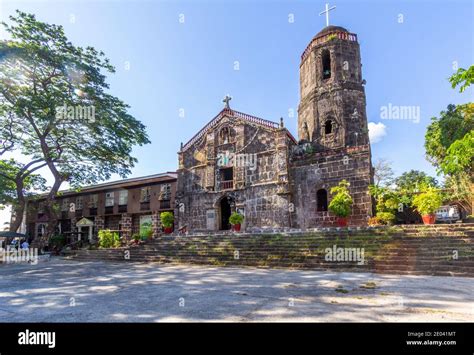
[0,259,472,322]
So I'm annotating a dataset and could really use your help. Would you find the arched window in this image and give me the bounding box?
[324,120,333,135]
[316,189,328,212]
[322,49,331,80]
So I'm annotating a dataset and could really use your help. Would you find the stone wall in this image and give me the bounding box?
[177,112,293,232]
[120,213,132,240]
[290,144,372,227]
[95,216,104,236]
[152,211,161,237]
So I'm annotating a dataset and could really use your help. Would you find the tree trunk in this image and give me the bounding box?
[9,177,25,232]
[9,203,25,233]
[36,177,63,250]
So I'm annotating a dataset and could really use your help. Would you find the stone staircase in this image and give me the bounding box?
[63,224,474,277]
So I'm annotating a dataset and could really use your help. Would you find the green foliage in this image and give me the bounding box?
[48,234,66,248]
[0,11,151,236]
[392,170,438,206]
[440,131,474,176]
[369,185,400,214]
[139,221,152,238]
[0,11,151,186]
[449,66,474,93]
[394,170,438,193]
[328,180,353,217]
[305,145,315,154]
[98,230,120,248]
[424,71,473,211]
[229,212,244,225]
[412,187,443,216]
[425,104,473,172]
[375,212,396,225]
[0,159,46,208]
[160,212,174,228]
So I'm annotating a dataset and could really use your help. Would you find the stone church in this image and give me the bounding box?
[176,25,373,232]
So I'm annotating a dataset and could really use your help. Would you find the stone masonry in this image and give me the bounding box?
[176,25,373,232]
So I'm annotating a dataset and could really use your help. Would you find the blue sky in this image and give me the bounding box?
[0,0,473,185]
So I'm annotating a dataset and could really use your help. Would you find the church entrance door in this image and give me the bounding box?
[220,198,232,230]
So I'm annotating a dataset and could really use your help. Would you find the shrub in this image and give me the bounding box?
[412,187,443,216]
[49,234,66,248]
[368,217,381,226]
[98,230,121,249]
[328,180,353,218]
[229,212,244,225]
[376,212,396,225]
[369,185,401,214]
[160,212,174,228]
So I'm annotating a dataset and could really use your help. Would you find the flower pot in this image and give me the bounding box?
[422,214,436,225]
[232,224,241,232]
[336,217,348,227]
[164,226,173,234]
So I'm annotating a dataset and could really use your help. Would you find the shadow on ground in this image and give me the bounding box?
[0,258,472,322]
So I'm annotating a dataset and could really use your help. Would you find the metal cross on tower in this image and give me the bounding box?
[319,3,336,27]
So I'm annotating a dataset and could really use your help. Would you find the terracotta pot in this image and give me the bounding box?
[232,224,241,232]
[336,217,348,227]
[164,226,173,234]
[422,214,436,225]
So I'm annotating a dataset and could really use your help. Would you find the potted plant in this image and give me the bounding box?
[131,234,140,245]
[412,187,443,225]
[160,212,174,234]
[229,212,244,232]
[328,180,353,227]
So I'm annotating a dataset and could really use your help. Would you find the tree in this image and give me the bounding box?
[373,158,395,187]
[0,159,46,231]
[425,66,473,212]
[425,104,473,170]
[393,170,438,205]
[0,11,150,244]
[394,170,438,192]
[449,66,474,93]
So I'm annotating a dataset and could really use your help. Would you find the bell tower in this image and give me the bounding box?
[297,25,369,150]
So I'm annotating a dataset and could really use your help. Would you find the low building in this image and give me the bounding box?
[24,173,177,244]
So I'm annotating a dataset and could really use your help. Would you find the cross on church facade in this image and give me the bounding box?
[223,95,232,109]
[319,3,336,27]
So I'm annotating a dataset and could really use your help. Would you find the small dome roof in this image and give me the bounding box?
[316,25,349,37]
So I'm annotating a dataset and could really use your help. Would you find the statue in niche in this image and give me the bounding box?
[220,127,231,144]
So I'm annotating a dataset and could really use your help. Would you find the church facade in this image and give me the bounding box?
[176,25,373,232]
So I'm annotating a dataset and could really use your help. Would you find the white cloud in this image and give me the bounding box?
[368,122,387,144]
